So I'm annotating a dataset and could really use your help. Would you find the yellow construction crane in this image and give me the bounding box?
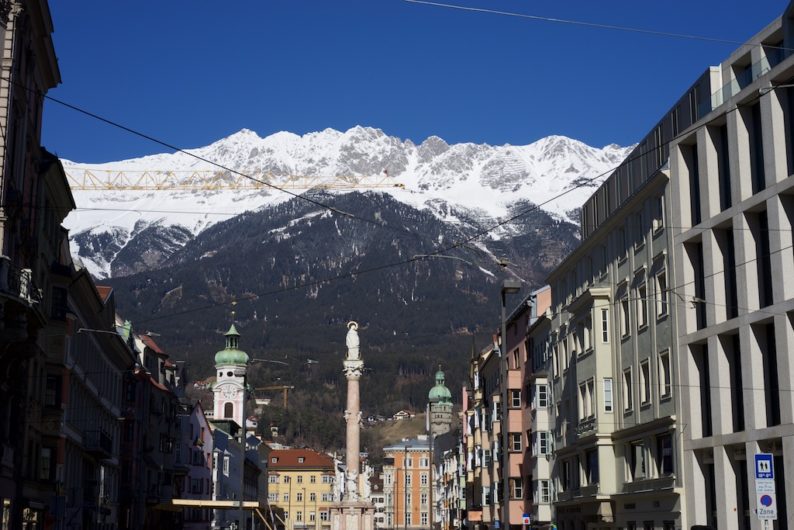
[255,384,295,409]
[64,167,405,191]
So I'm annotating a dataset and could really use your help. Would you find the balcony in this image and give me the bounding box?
[84,430,113,459]
[622,476,675,494]
[576,417,596,436]
[0,257,42,306]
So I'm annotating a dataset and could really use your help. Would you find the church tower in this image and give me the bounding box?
[428,368,453,437]
[213,324,249,430]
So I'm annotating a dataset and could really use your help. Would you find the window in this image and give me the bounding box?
[585,449,599,485]
[604,378,613,412]
[653,195,665,232]
[578,382,593,419]
[620,296,630,337]
[637,282,648,329]
[630,442,646,480]
[419,457,429,468]
[310,475,316,484]
[322,475,333,484]
[405,457,413,468]
[297,475,303,483]
[659,351,672,398]
[268,493,277,502]
[283,493,289,502]
[405,512,412,526]
[540,480,551,503]
[511,390,521,408]
[296,511,303,522]
[420,472,428,486]
[309,512,316,522]
[284,512,289,520]
[224,402,234,419]
[268,475,278,484]
[624,369,633,411]
[539,432,551,455]
[310,492,316,502]
[583,317,592,351]
[296,492,303,502]
[537,384,548,408]
[298,457,305,463]
[510,433,522,452]
[39,447,52,481]
[510,478,523,499]
[655,269,668,317]
[657,434,674,476]
[406,474,411,486]
[421,513,428,526]
[421,493,428,506]
[320,511,329,522]
[587,379,596,418]
[283,475,290,483]
[223,455,229,476]
[601,308,609,343]
[618,228,627,262]
[640,360,651,404]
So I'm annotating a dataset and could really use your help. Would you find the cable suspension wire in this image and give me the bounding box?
[7,69,788,325]
[403,0,794,52]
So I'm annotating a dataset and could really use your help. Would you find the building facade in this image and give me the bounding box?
[267,448,336,530]
[382,437,432,530]
[666,6,794,529]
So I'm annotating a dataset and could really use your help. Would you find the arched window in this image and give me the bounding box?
[224,402,234,419]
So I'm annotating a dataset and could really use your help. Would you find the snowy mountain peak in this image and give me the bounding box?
[63,126,632,278]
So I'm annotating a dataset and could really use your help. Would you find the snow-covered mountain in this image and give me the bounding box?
[63,126,631,278]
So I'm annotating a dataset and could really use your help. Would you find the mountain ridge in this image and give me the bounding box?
[63,126,631,279]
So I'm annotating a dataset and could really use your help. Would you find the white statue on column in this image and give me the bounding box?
[332,320,375,530]
[346,321,360,360]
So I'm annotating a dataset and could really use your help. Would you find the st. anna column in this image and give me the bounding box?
[331,321,375,530]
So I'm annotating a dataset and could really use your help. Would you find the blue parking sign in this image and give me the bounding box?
[755,453,774,480]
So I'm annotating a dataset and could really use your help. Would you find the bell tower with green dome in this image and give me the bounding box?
[213,324,249,430]
[428,367,453,437]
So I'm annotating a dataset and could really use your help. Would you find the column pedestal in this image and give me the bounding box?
[330,501,376,530]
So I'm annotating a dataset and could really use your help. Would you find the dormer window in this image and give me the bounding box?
[271,457,278,463]
[298,457,305,463]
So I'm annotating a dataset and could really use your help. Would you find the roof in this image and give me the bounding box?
[268,449,334,470]
[95,285,113,303]
[140,335,166,356]
[384,436,430,452]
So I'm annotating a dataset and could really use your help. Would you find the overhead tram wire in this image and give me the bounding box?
[403,0,794,54]
[12,48,792,323]
[5,78,423,243]
[134,81,794,325]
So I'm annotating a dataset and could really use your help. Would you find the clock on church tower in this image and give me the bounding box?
[213,324,249,430]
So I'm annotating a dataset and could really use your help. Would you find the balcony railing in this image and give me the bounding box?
[84,430,113,458]
[576,417,596,436]
[0,256,41,306]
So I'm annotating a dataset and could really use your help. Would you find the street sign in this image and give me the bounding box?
[755,453,777,521]
[755,453,774,480]
[756,492,778,520]
[522,514,531,525]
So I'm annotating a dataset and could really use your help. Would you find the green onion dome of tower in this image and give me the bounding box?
[428,369,452,403]
[214,324,249,366]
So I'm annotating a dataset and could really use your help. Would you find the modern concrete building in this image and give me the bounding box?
[665,6,794,529]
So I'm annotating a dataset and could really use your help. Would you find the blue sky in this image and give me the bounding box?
[42,0,787,163]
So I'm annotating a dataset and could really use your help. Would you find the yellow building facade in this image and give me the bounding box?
[268,449,337,530]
